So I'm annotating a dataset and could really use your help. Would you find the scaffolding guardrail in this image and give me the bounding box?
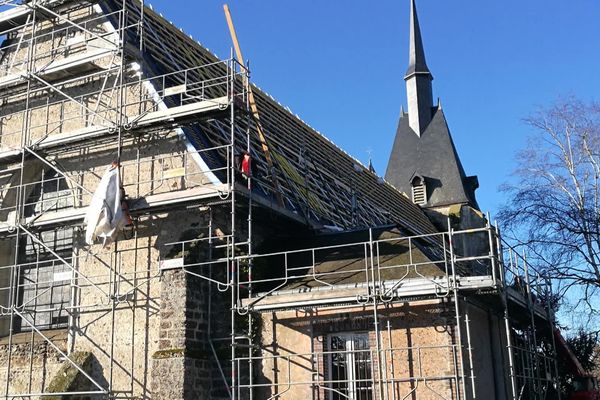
[0,144,235,231]
[0,58,246,155]
[159,223,552,314]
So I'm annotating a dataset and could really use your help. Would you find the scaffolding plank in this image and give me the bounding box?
[0,72,24,88]
[0,6,29,31]
[0,148,22,162]
[0,47,114,90]
[0,183,228,233]
[0,0,86,32]
[506,287,551,320]
[127,184,228,210]
[246,275,497,311]
[38,124,113,149]
[246,288,366,311]
[134,96,229,127]
[39,47,115,80]
[0,125,112,163]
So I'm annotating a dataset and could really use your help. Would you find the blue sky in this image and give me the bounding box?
[146,1,598,216]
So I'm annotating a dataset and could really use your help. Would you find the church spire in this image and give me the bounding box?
[386,0,479,210]
[404,0,434,136]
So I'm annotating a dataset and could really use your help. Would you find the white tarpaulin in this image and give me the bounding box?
[84,162,128,247]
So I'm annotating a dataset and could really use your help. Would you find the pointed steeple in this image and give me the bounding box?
[405,0,431,78]
[385,0,479,210]
[404,0,434,136]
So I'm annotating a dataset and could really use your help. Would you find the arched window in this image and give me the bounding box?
[411,175,427,206]
[17,169,74,332]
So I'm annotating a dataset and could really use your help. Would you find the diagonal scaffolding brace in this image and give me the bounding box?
[12,308,108,396]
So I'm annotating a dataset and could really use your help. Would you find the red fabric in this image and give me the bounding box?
[241,154,251,177]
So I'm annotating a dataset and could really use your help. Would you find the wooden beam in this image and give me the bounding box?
[223,4,285,207]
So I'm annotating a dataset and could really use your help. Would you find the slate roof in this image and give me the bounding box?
[385,108,478,208]
[99,0,439,236]
[405,0,431,79]
[385,0,479,210]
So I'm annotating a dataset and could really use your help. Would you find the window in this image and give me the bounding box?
[18,227,73,331]
[24,168,74,216]
[411,175,426,206]
[17,169,73,332]
[328,333,373,400]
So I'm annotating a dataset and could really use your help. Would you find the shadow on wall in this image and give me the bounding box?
[252,302,457,399]
[46,351,109,399]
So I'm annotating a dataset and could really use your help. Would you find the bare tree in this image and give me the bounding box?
[499,98,600,326]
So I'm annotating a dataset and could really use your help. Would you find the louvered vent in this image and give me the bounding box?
[411,180,427,206]
[412,184,426,205]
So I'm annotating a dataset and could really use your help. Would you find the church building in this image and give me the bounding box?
[0,0,560,399]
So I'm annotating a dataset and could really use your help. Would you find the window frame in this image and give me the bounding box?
[326,332,374,400]
[15,168,75,333]
[16,227,73,332]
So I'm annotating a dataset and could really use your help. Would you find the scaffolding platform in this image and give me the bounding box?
[0,0,87,32]
[244,275,498,311]
[133,96,230,126]
[0,47,115,90]
[0,95,230,163]
[0,183,228,233]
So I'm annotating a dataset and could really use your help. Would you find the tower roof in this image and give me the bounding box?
[386,108,479,208]
[405,0,432,79]
[386,0,479,209]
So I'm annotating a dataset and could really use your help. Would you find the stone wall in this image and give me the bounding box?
[0,4,229,398]
[0,330,67,396]
[149,207,244,400]
[151,269,211,399]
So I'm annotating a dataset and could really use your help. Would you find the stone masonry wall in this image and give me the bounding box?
[150,206,244,400]
[0,331,67,396]
[151,269,212,399]
[0,3,226,398]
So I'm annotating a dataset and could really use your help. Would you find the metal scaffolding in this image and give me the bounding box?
[0,0,250,398]
[163,218,562,400]
[0,1,561,400]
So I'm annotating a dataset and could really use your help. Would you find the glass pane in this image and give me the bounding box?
[330,335,349,400]
[328,333,373,400]
[353,335,372,400]
[18,227,72,331]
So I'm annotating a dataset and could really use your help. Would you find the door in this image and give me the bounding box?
[328,332,373,400]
